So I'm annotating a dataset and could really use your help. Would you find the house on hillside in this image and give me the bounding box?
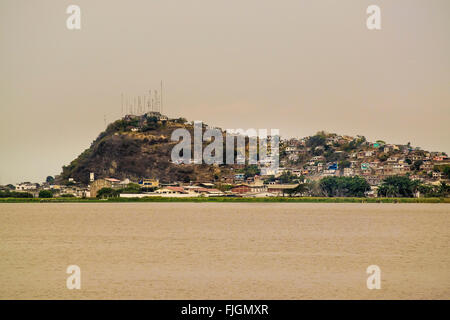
[155,186,187,194]
[15,182,38,191]
[231,184,251,195]
[266,184,299,196]
[139,179,160,188]
[343,168,354,177]
[146,111,168,122]
[196,188,224,197]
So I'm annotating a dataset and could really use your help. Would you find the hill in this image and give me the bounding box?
[59,113,449,185]
[60,114,231,184]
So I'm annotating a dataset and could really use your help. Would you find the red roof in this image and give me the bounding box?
[165,186,186,193]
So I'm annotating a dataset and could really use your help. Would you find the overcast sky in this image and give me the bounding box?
[1,0,449,184]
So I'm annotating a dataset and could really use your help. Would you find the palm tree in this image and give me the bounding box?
[294,183,309,196]
[410,180,421,197]
[386,185,398,198]
[286,183,309,197]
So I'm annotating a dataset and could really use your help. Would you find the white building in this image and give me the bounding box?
[15,183,37,191]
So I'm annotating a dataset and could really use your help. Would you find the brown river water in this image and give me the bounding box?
[0,203,449,299]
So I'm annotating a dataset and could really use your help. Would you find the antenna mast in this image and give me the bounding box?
[160,80,163,115]
[138,96,141,115]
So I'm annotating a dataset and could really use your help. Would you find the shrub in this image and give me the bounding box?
[96,187,120,199]
[39,190,53,198]
[0,191,34,198]
[60,193,76,198]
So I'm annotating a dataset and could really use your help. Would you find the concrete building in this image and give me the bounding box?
[90,178,120,198]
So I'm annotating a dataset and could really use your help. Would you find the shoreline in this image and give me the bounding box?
[0,197,449,203]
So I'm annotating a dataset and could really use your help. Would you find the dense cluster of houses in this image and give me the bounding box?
[278,133,449,187]
[4,175,302,199]
[11,178,91,198]
[88,177,300,198]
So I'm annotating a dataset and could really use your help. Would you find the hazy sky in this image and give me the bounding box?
[1,0,449,184]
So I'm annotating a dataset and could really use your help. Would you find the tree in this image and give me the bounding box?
[378,153,389,162]
[119,183,141,194]
[338,160,351,170]
[279,171,297,184]
[175,117,187,124]
[417,182,449,197]
[444,166,450,179]
[142,116,159,131]
[438,182,449,197]
[412,160,423,171]
[418,184,434,197]
[312,148,324,156]
[263,175,276,184]
[46,176,55,183]
[385,185,399,198]
[285,183,309,197]
[306,180,322,196]
[377,176,418,198]
[39,190,53,198]
[355,136,366,147]
[0,191,33,198]
[60,193,76,198]
[241,165,260,179]
[319,176,370,197]
[306,134,326,149]
[342,141,357,152]
[96,187,119,199]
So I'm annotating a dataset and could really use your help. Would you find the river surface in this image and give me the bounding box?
[0,203,449,299]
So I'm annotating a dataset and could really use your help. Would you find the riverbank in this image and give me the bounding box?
[0,196,449,203]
